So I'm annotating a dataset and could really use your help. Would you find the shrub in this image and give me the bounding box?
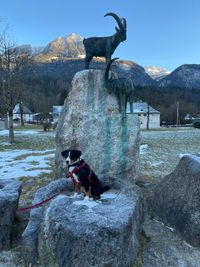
[193,120,200,129]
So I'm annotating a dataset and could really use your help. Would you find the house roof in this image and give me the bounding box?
[13,104,32,114]
[129,102,160,114]
[53,105,63,115]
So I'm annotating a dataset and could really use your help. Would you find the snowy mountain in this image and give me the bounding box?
[158,64,200,88]
[145,66,171,81]
[13,34,84,61]
[37,33,85,60]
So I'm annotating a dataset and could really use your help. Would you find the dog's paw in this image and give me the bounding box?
[70,192,78,198]
[83,196,90,201]
[77,193,83,199]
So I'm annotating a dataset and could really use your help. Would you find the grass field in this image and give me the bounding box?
[0,126,56,205]
[140,127,200,184]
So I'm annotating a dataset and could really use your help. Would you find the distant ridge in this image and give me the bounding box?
[14,34,200,89]
[29,58,156,87]
[158,64,200,88]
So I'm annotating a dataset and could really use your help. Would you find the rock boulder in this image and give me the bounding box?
[22,178,144,267]
[150,155,200,246]
[0,180,22,250]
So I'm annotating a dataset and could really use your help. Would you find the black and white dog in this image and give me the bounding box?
[61,149,109,200]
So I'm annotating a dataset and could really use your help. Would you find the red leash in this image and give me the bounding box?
[17,163,92,212]
[17,191,64,212]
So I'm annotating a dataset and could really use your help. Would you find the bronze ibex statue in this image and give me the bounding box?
[83,13,127,69]
[105,58,134,115]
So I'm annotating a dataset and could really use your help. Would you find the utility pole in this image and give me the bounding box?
[146,103,150,130]
[176,101,179,127]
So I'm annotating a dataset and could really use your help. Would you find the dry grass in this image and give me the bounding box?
[139,127,200,183]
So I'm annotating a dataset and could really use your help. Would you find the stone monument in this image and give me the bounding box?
[22,57,142,267]
[55,69,140,183]
[22,12,143,267]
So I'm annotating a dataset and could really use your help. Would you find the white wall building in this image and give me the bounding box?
[13,104,33,122]
[126,102,160,129]
[52,105,63,122]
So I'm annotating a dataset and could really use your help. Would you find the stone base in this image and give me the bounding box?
[22,179,144,267]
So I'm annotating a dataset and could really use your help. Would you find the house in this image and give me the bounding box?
[13,104,33,122]
[126,102,160,129]
[52,105,63,122]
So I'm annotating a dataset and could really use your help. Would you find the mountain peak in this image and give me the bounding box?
[145,66,170,81]
[37,34,85,59]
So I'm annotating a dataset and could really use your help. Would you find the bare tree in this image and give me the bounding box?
[0,39,17,142]
[14,52,33,126]
[0,28,32,142]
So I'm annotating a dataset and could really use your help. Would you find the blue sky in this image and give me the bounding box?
[1,0,200,71]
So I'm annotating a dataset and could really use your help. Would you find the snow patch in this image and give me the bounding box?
[179,153,191,158]
[150,161,164,167]
[101,192,117,200]
[0,130,9,136]
[0,149,54,180]
[0,129,42,136]
[73,199,100,210]
[73,192,118,210]
[54,194,68,201]
[140,144,148,154]
[0,141,12,146]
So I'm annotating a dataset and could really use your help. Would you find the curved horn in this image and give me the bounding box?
[105,58,119,83]
[110,57,119,63]
[121,18,127,30]
[104,12,124,30]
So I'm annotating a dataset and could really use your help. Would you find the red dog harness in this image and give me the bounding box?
[68,163,92,184]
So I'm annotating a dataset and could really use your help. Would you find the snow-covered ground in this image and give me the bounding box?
[140,128,200,181]
[0,149,54,180]
[0,129,55,181]
[0,129,41,136]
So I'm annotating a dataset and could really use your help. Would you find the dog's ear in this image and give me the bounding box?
[74,150,81,158]
[61,150,70,158]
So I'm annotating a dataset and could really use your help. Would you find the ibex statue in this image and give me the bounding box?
[105,58,134,115]
[83,13,127,69]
